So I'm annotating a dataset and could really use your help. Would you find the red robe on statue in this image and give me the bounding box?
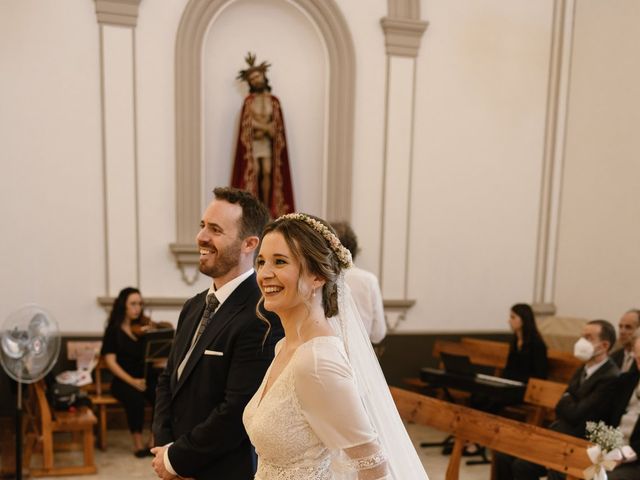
[231,94,295,218]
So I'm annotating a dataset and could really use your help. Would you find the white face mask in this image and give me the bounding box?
[574,337,595,362]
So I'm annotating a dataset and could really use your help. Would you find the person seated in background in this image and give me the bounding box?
[606,332,640,479]
[101,287,157,457]
[503,303,548,382]
[331,222,386,344]
[611,309,640,373]
[494,319,620,480]
[464,304,548,456]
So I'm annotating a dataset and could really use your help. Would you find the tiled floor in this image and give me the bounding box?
[28,425,491,480]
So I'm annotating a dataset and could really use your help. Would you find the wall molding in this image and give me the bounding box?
[171,0,356,283]
[381,0,427,58]
[377,0,426,330]
[94,0,142,27]
[380,18,428,57]
[97,296,411,311]
[533,0,575,307]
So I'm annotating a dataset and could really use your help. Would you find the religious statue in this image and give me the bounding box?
[231,53,295,217]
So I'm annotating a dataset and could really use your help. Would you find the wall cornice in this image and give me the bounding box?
[380,17,428,57]
[94,0,142,27]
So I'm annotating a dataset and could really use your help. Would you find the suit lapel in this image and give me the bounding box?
[171,275,257,398]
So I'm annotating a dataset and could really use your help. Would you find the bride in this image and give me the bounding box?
[243,213,428,479]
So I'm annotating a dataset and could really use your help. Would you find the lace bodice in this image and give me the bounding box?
[243,336,388,479]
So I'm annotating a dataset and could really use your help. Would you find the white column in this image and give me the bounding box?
[380,56,415,299]
[379,12,427,328]
[533,0,575,314]
[95,0,142,295]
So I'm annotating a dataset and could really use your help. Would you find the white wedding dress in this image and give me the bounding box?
[243,336,388,479]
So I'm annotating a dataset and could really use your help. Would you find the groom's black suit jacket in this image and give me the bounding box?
[153,274,282,479]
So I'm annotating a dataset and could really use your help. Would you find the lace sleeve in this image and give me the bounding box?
[294,339,389,478]
[344,440,389,479]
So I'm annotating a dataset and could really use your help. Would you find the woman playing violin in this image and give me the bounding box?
[101,287,159,457]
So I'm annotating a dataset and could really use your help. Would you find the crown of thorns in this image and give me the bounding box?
[237,52,271,81]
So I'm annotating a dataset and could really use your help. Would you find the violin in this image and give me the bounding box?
[131,315,174,338]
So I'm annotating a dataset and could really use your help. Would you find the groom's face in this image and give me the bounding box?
[196,199,244,283]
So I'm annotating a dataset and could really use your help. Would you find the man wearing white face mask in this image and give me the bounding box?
[495,319,620,480]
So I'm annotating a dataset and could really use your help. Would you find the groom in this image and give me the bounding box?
[152,187,282,479]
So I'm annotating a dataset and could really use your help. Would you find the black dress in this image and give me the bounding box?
[101,324,156,433]
[471,335,548,413]
[502,334,549,383]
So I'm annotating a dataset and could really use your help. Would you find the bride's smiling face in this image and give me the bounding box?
[256,232,318,315]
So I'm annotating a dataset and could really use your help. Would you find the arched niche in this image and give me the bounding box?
[170,0,356,283]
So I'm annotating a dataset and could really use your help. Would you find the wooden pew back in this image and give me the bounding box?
[459,337,582,383]
[521,377,567,425]
[391,387,591,480]
[460,337,510,375]
[547,349,582,383]
[525,378,566,409]
[433,339,508,374]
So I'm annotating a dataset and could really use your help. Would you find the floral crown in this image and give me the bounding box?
[276,213,353,269]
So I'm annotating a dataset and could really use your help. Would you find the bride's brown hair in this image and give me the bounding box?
[256,214,345,328]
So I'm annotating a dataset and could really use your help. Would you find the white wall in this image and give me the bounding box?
[554,0,640,322]
[0,0,105,332]
[2,0,640,334]
[401,0,554,331]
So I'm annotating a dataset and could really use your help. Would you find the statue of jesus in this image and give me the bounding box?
[231,53,295,217]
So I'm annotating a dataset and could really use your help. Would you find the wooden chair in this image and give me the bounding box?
[86,357,119,450]
[28,380,97,476]
[391,387,592,480]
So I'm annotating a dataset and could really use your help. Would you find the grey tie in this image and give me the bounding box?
[177,293,219,379]
[193,293,220,346]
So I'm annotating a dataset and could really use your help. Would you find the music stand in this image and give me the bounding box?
[142,329,174,379]
[440,352,476,377]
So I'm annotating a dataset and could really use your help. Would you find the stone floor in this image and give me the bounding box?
[26,425,491,480]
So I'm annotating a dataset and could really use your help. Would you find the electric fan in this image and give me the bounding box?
[0,305,60,480]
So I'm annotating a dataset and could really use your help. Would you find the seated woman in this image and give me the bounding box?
[464,303,548,456]
[101,287,157,457]
[503,303,548,382]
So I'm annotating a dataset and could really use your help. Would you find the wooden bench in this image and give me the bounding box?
[460,337,511,375]
[434,339,508,375]
[407,339,510,403]
[28,380,97,476]
[458,337,582,383]
[501,377,567,425]
[521,377,567,425]
[390,387,592,480]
